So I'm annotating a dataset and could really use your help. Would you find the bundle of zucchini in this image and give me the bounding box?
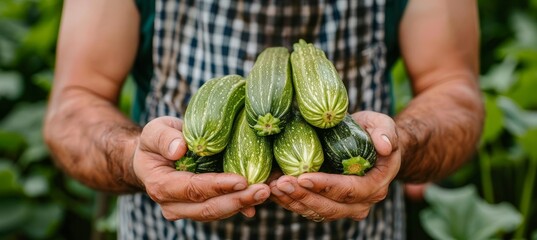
[176,40,377,184]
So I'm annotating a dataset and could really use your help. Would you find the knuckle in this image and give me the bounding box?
[146,182,167,203]
[200,203,220,220]
[186,184,205,202]
[371,188,388,202]
[338,185,357,203]
[351,210,370,221]
[161,209,181,221]
[186,176,209,202]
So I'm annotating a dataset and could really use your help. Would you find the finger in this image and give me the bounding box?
[273,176,347,218]
[145,172,248,203]
[140,116,187,160]
[240,207,256,218]
[276,176,370,220]
[161,184,270,222]
[297,172,390,204]
[351,111,398,156]
[269,177,310,214]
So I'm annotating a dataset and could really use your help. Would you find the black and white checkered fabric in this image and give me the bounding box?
[119,0,405,239]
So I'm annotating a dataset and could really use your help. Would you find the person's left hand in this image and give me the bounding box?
[269,111,401,222]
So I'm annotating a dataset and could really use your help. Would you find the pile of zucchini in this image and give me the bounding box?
[177,40,377,184]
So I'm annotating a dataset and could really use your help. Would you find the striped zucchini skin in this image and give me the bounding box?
[245,47,293,136]
[317,115,376,176]
[175,150,223,173]
[183,75,245,156]
[273,113,324,176]
[290,39,349,129]
[223,109,273,185]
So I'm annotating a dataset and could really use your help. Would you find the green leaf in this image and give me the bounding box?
[23,174,49,197]
[0,161,23,195]
[421,185,522,240]
[0,102,46,142]
[507,68,537,109]
[480,57,517,93]
[0,131,27,157]
[0,19,27,64]
[511,12,537,48]
[480,94,504,145]
[517,128,537,162]
[497,97,537,136]
[32,70,53,92]
[66,178,95,199]
[0,71,23,100]
[20,13,60,59]
[19,144,49,165]
[21,203,63,239]
[95,205,117,233]
[0,198,30,233]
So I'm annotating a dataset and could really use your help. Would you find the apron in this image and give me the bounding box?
[120,0,405,239]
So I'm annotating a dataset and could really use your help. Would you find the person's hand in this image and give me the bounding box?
[132,116,271,221]
[269,111,401,222]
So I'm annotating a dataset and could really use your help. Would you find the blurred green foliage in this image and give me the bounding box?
[1,0,536,239]
[397,1,537,239]
[0,0,119,239]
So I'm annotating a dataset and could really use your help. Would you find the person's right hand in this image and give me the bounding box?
[132,116,270,222]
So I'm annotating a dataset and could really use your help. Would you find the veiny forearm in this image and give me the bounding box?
[395,78,484,183]
[44,87,142,193]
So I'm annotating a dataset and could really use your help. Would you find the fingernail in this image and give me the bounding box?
[271,187,284,196]
[168,139,181,156]
[280,183,295,194]
[254,189,268,201]
[299,179,314,189]
[234,183,246,191]
[381,135,391,146]
[240,209,254,218]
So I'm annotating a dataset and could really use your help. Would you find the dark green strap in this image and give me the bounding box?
[384,0,408,69]
[131,0,155,123]
[384,0,408,115]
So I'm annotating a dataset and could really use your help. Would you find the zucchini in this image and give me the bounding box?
[273,112,324,176]
[245,47,293,136]
[223,109,273,185]
[317,115,376,176]
[175,150,223,173]
[290,39,349,129]
[182,75,245,156]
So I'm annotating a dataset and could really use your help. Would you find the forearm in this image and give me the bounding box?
[44,87,142,193]
[395,77,484,183]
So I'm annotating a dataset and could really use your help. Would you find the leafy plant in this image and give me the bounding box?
[421,185,521,240]
[398,8,537,240]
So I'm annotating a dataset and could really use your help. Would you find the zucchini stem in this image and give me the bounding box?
[175,156,197,172]
[191,138,209,156]
[342,156,372,176]
[253,113,281,136]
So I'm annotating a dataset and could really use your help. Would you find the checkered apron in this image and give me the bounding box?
[119,0,405,239]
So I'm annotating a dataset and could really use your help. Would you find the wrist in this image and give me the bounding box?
[123,129,145,191]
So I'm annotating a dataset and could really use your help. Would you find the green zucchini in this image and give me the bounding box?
[290,39,349,129]
[317,115,376,176]
[245,47,293,136]
[182,75,245,156]
[223,109,273,185]
[175,150,223,173]
[273,113,324,176]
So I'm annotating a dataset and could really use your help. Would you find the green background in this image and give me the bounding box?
[0,0,536,239]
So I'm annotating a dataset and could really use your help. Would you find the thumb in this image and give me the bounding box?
[352,111,398,157]
[370,132,394,157]
[140,117,188,160]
